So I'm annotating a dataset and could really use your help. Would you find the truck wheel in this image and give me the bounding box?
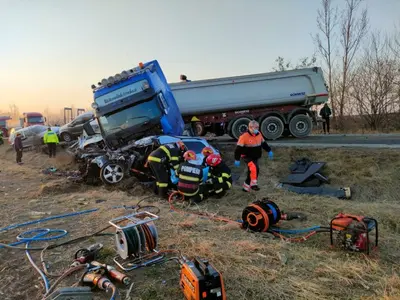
[100,162,124,185]
[61,132,73,142]
[260,116,284,140]
[231,117,252,140]
[193,122,205,136]
[289,114,313,138]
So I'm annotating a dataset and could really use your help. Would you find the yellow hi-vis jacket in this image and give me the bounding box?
[43,130,59,144]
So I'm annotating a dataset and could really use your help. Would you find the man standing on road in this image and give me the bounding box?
[319,103,332,134]
[14,132,23,165]
[234,120,273,192]
[43,127,59,158]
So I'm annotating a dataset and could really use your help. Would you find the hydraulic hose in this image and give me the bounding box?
[0,208,98,234]
[42,264,87,299]
[17,228,68,293]
[270,226,322,234]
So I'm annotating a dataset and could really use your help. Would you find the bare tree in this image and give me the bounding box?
[312,0,339,118]
[337,0,368,124]
[350,32,399,130]
[272,55,317,72]
[9,104,19,121]
[389,25,400,112]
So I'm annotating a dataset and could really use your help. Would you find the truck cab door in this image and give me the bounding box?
[157,92,184,135]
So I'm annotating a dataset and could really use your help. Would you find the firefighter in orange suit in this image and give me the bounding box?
[234,120,273,192]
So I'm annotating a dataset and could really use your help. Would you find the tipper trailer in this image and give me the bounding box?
[169,67,329,139]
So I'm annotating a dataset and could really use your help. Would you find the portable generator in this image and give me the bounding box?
[180,257,226,300]
[330,213,378,254]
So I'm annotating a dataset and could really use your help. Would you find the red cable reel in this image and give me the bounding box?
[241,199,281,232]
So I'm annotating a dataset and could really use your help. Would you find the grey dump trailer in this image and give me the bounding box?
[169,67,329,140]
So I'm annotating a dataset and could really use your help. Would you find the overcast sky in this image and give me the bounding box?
[1,0,399,113]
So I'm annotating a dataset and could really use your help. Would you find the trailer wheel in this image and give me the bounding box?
[231,117,252,139]
[193,122,206,136]
[289,114,313,138]
[260,116,284,140]
[100,162,124,185]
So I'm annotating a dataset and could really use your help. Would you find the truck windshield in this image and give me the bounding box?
[98,97,162,135]
[28,116,44,123]
[0,121,6,127]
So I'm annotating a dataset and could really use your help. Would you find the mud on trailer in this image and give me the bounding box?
[169,67,329,140]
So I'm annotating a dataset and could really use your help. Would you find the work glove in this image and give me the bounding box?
[234,160,240,167]
[202,166,209,183]
[170,169,178,184]
[268,151,274,160]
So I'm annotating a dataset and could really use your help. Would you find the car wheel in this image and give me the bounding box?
[100,162,124,185]
[61,132,73,142]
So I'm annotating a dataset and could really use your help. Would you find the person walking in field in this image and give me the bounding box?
[14,132,23,164]
[43,127,59,158]
[234,120,273,192]
[319,103,332,134]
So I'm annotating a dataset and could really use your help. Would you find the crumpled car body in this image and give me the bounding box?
[74,134,219,185]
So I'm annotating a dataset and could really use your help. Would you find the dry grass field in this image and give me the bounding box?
[0,144,399,300]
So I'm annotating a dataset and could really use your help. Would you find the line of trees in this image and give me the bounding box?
[273,0,400,131]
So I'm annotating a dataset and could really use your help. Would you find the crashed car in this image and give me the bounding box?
[75,134,220,185]
[8,125,60,149]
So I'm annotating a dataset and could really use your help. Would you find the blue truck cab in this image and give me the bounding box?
[90,60,185,149]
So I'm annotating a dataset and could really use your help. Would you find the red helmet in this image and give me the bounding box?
[201,147,214,157]
[183,150,197,161]
[176,141,187,151]
[206,154,222,167]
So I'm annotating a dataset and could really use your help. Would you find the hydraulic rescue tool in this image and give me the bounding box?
[71,243,103,267]
[82,272,118,298]
[330,213,378,254]
[90,261,131,286]
[79,261,131,299]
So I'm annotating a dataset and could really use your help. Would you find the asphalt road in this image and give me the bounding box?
[206,134,400,149]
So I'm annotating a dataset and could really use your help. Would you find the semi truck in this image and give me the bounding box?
[0,116,11,137]
[169,67,329,140]
[20,112,46,128]
[90,60,185,150]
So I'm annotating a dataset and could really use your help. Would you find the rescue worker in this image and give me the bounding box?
[43,127,59,158]
[201,146,214,166]
[176,150,204,203]
[205,153,232,198]
[234,120,273,192]
[147,141,187,198]
[14,132,23,164]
